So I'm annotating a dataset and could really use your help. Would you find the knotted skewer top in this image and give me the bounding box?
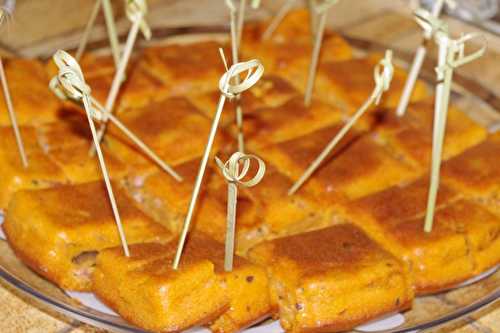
[215,152,266,187]
[414,8,487,73]
[372,50,394,105]
[50,50,104,121]
[218,59,264,99]
[126,0,151,40]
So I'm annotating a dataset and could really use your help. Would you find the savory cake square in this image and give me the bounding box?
[141,41,229,96]
[255,125,363,183]
[345,183,499,294]
[0,125,40,154]
[0,150,68,208]
[125,157,226,236]
[116,60,171,110]
[93,234,272,333]
[374,100,487,169]
[259,132,418,202]
[315,56,428,112]
[3,181,171,291]
[37,113,91,152]
[0,59,62,125]
[106,97,227,174]
[239,96,345,150]
[442,135,500,199]
[248,224,413,333]
[47,144,129,183]
[343,177,461,233]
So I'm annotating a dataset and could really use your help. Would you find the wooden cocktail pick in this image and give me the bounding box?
[226,0,247,152]
[414,9,486,232]
[215,152,265,271]
[0,1,28,168]
[262,0,296,40]
[173,55,264,270]
[52,50,130,256]
[91,0,152,153]
[289,50,394,195]
[49,62,181,182]
[304,0,339,107]
[396,0,456,117]
[236,0,261,46]
[76,0,121,67]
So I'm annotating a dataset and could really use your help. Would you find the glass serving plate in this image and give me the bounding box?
[0,30,499,332]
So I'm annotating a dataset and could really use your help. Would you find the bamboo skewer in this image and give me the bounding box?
[304,0,339,107]
[236,0,246,48]
[173,55,264,270]
[307,0,318,39]
[52,50,130,257]
[262,0,296,41]
[101,0,121,67]
[226,0,246,152]
[413,10,486,233]
[396,0,455,117]
[91,0,152,154]
[289,50,394,195]
[215,152,265,271]
[75,0,121,68]
[75,0,101,61]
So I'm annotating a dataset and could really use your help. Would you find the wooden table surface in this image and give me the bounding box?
[0,1,499,332]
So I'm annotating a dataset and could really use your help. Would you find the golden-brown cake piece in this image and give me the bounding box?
[374,100,487,169]
[0,59,62,125]
[93,241,227,333]
[47,144,129,183]
[117,61,170,109]
[343,177,461,231]
[0,124,69,209]
[305,136,418,200]
[248,224,414,333]
[107,97,227,174]
[315,56,428,112]
[255,125,362,182]
[345,180,500,293]
[455,201,500,275]
[0,125,40,154]
[37,113,91,152]
[3,181,171,291]
[258,131,418,203]
[93,234,272,333]
[141,41,229,96]
[0,150,68,208]
[125,158,226,237]
[239,96,345,150]
[442,136,500,199]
